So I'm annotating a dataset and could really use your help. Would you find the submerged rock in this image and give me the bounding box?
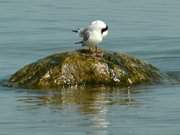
[7,49,161,89]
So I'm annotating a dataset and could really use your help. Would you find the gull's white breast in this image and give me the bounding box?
[85,30,102,47]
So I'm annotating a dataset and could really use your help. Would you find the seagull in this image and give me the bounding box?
[72,20,108,53]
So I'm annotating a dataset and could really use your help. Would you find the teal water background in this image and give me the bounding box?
[1,0,180,134]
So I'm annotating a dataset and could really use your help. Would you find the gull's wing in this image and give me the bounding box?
[80,28,90,41]
[73,27,90,45]
[83,31,90,41]
[74,30,89,45]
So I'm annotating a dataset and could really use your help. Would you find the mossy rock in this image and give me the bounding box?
[7,49,162,89]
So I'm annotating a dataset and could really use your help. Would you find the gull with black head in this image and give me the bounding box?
[72,20,108,55]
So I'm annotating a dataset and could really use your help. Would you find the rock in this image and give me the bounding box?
[7,49,162,89]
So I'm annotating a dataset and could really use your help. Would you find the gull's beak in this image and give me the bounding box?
[101,25,108,38]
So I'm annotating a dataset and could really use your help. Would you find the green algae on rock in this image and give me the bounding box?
[7,49,161,89]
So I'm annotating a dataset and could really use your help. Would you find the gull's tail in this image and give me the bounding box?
[72,28,80,33]
[72,30,78,33]
[74,41,83,44]
[72,28,83,45]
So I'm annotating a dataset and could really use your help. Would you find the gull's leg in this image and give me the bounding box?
[95,46,98,54]
[95,46,103,58]
[88,46,92,53]
[95,46,99,56]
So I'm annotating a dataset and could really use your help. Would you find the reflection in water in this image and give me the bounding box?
[17,86,139,112]
[17,86,141,134]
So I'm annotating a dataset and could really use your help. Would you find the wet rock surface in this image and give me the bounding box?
[7,49,162,89]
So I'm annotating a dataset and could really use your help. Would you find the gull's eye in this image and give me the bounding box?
[101,25,108,34]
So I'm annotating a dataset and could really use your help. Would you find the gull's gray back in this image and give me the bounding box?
[80,28,91,41]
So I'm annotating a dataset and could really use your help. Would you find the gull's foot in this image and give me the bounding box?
[89,48,104,60]
[78,47,103,59]
[95,51,103,58]
[95,48,103,58]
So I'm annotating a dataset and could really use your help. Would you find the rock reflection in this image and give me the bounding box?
[17,86,140,134]
[17,86,139,112]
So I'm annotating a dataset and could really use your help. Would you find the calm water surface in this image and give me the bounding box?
[1,0,180,134]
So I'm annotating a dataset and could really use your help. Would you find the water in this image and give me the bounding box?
[1,0,180,134]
